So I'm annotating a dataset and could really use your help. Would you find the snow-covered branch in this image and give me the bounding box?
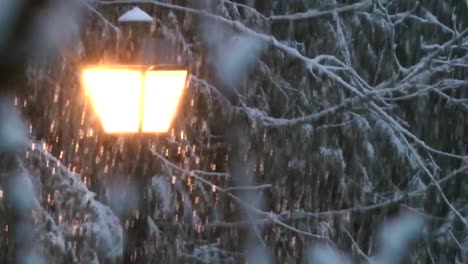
[27,141,123,262]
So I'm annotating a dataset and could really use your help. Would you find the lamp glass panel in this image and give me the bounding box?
[82,67,142,133]
[142,70,187,132]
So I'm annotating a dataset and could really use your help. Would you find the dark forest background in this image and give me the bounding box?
[0,0,467,263]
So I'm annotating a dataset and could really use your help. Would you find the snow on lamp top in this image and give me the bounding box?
[118,7,153,23]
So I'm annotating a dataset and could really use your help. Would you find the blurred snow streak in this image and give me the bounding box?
[0,0,81,69]
[151,176,175,215]
[225,124,271,261]
[8,168,44,263]
[0,97,27,152]
[308,212,424,264]
[0,0,22,50]
[17,253,46,264]
[307,245,350,264]
[196,1,268,261]
[106,179,139,218]
[7,169,37,213]
[197,0,263,91]
[245,245,274,264]
[30,0,82,61]
[206,31,263,90]
[0,0,82,152]
[376,212,425,264]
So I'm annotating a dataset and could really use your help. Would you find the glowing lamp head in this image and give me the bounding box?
[82,66,188,134]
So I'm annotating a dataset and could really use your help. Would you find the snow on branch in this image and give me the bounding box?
[150,149,328,240]
[269,0,373,23]
[2,165,66,260]
[28,141,123,261]
[261,95,364,128]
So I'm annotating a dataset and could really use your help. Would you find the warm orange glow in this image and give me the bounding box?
[82,66,187,134]
[142,70,188,132]
[83,67,142,133]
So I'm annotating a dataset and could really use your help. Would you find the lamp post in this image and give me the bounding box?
[81,6,188,262]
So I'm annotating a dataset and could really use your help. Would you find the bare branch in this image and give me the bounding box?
[269,0,373,23]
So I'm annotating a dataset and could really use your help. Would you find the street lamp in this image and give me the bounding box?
[80,6,189,262]
[82,65,188,133]
[82,6,188,134]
